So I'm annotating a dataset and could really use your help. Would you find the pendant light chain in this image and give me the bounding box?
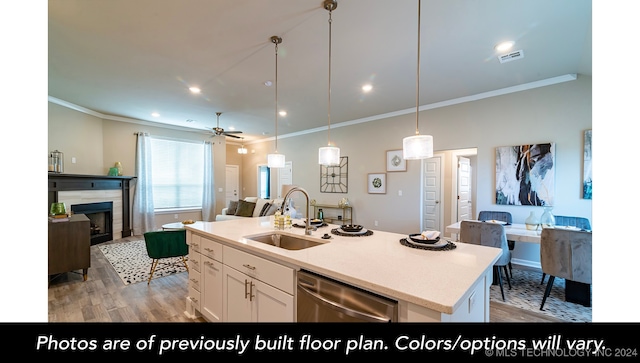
[327,9,333,146]
[415,0,421,136]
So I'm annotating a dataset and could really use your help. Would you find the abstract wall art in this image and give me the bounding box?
[583,129,592,199]
[496,143,555,206]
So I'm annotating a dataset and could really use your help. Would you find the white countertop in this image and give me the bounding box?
[185,217,501,315]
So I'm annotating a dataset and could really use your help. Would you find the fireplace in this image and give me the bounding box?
[71,201,113,245]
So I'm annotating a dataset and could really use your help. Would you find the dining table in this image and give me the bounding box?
[445,220,541,243]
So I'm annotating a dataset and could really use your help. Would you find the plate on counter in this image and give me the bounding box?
[405,237,448,248]
[408,233,440,245]
[304,219,324,226]
[339,227,369,235]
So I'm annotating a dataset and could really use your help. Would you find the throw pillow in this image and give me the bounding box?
[253,198,271,217]
[259,202,273,217]
[264,203,279,216]
[227,200,239,215]
[234,200,256,217]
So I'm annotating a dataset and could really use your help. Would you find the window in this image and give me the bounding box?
[151,137,204,210]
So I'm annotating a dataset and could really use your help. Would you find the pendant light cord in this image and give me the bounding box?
[327,8,333,146]
[271,36,282,153]
[415,0,421,136]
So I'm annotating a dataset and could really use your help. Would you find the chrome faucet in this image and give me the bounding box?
[281,186,316,235]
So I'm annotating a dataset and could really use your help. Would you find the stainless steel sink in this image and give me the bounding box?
[245,233,327,250]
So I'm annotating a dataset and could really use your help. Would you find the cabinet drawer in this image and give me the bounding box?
[189,251,201,273]
[223,246,294,295]
[188,286,201,310]
[188,232,201,253]
[201,237,223,262]
[189,269,201,292]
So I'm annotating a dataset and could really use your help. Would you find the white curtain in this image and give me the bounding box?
[201,141,216,221]
[132,132,156,234]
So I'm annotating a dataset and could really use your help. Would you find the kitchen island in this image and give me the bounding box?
[183,216,501,322]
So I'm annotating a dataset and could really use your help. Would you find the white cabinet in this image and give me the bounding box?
[185,231,294,322]
[222,246,294,322]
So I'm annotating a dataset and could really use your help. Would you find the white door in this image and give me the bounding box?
[277,161,293,198]
[225,165,239,206]
[422,155,443,232]
[457,157,471,221]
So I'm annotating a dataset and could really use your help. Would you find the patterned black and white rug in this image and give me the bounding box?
[491,268,591,322]
[98,239,188,285]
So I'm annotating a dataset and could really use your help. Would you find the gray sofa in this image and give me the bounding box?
[215,197,284,221]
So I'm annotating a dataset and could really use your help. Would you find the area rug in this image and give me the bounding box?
[491,268,591,322]
[98,239,187,285]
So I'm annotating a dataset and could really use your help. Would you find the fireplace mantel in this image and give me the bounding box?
[48,173,136,238]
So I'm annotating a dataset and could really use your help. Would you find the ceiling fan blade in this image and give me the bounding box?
[224,133,242,139]
[223,131,243,134]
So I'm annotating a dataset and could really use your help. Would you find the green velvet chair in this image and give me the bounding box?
[143,229,189,284]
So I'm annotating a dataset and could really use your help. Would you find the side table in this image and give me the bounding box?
[48,213,91,281]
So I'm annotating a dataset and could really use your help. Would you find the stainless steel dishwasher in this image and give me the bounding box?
[297,270,398,322]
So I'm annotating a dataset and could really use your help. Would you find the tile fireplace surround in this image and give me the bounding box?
[48,173,135,240]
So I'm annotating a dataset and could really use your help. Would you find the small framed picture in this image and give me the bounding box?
[368,173,386,194]
[386,149,406,172]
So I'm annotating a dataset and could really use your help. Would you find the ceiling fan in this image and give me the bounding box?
[211,112,243,139]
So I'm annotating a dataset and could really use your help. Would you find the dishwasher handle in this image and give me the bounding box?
[297,282,391,323]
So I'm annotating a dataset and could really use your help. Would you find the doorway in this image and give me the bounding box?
[421,148,477,236]
[257,164,270,199]
[225,165,239,206]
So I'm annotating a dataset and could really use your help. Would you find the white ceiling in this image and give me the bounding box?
[48,0,592,142]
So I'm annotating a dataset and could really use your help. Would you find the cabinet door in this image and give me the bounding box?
[251,278,294,322]
[222,265,252,322]
[202,256,223,322]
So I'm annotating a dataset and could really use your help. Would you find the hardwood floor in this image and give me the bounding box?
[47,237,561,323]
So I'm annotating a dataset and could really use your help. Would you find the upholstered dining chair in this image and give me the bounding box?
[143,229,189,284]
[539,228,592,310]
[478,211,515,278]
[460,220,512,301]
[540,216,591,284]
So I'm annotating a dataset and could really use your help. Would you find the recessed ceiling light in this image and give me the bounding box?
[151,112,160,117]
[279,110,287,117]
[189,87,201,94]
[362,84,373,92]
[495,41,515,52]
[264,80,273,87]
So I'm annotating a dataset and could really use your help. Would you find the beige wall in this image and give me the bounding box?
[48,104,227,229]
[47,75,591,264]
[247,76,592,236]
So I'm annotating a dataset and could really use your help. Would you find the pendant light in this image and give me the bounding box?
[267,35,286,168]
[237,137,247,154]
[402,0,433,160]
[318,0,340,166]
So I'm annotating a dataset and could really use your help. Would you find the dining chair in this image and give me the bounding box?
[477,210,515,278]
[539,228,592,310]
[143,229,189,284]
[540,215,592,284]
[460,220,512,301]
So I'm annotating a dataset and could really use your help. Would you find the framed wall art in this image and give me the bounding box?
[495,143,555,206]
[320,156,348,193]
[367,173,386,194]
[386,149,406,172]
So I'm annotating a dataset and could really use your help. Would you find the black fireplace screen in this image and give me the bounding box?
[71,201,113,245]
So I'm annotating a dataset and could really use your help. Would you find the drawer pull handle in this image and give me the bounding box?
[242,264,256,270]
